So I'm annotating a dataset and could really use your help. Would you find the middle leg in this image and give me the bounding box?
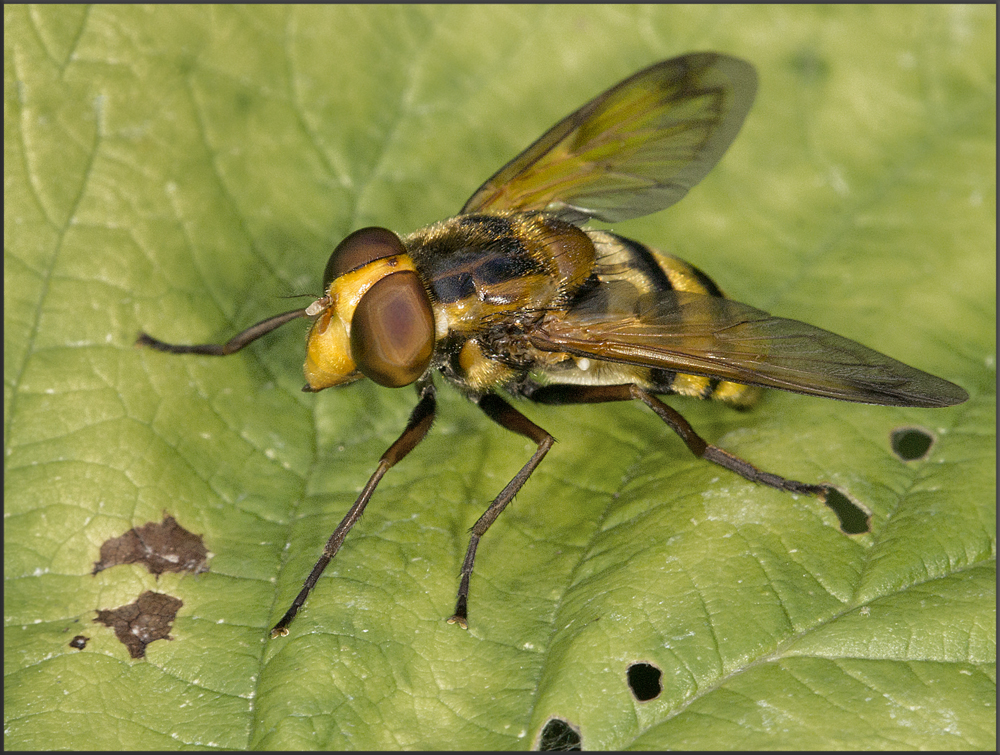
[448,393,555,629]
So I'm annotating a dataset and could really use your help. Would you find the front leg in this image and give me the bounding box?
[271,381,437,637]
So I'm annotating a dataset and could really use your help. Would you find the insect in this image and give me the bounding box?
[137,53,968,637]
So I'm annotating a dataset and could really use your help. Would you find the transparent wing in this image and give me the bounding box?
[462,53,757,224]
[529,290,968,408]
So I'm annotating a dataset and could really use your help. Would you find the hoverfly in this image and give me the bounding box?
[137,53,968,637]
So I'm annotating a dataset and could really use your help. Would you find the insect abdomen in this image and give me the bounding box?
[587,230,760,406]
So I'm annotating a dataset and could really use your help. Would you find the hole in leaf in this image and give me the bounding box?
[538,718,582,751]
[891,427,935,461]
[627,662,662,701]
[68,635,89,650]
[823,487,870,534]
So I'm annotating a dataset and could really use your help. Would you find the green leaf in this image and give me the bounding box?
[5,5,994,751]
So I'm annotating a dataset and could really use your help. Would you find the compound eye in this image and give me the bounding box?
[323,227,406,289]
[350,271,435,387]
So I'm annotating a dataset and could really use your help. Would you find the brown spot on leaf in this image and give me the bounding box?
[68,635,89,650]
[95,591,182,659]
[93,514,209,576]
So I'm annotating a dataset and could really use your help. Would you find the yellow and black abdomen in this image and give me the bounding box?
[560,229,761,407]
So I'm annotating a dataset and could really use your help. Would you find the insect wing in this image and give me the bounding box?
[530,290,968,408]
[461,53,757,224]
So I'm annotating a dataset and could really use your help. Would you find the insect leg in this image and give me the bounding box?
[270,381,437,638]
[525,383,827,499]
[448,394,555,629]
[136,308,308,355]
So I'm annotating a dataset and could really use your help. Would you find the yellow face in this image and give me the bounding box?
[303,254,423,391]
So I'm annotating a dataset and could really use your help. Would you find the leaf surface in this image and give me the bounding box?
[4,5,994,750]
